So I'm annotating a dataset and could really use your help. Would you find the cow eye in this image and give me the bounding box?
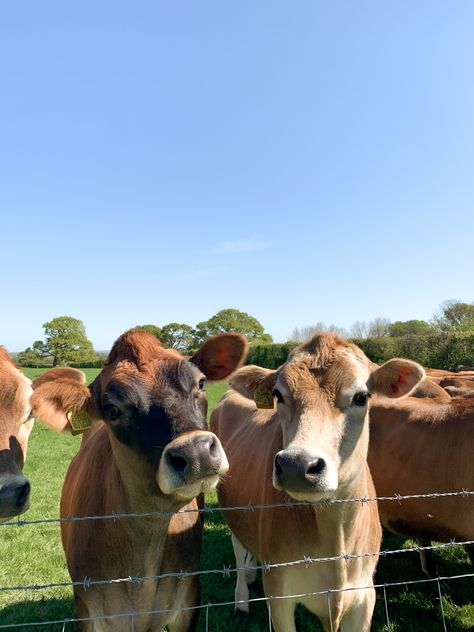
[105,405,121,421]
[198,378,206,391]
[273,389,284,404]
[352,391,370,407]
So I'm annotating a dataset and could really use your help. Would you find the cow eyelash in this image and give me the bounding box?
[272,389,284,404]
[23,411,34,424]
[351,391,371,407]
[105,405,121,421]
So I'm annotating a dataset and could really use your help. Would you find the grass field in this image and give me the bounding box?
[0,369,472,630]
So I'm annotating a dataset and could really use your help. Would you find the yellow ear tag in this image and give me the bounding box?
[67,409,92,435]
[254,385,274,409]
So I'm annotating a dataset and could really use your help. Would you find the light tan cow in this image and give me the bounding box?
[0,347,33,520]
[368,396,474,577]
[31,329,248,632]
[211,333,423,632]
[0,352,86,521]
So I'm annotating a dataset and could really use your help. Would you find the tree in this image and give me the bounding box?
[432,300,474,333]
[367,317,391,337]
[159,323,195,353]
[349,321,369,339]
[290,322,348,343]
[194,309,273,346]
[134,324,163,340]
[17,346,44,367]
[41,316,97,366]
[388,320,433,337]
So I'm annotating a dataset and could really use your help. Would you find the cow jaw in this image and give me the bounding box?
[157,430,229,499]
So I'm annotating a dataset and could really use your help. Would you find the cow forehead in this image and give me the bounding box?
[280,347,370,397]
[0,362,32,429]
[100,358,202,404]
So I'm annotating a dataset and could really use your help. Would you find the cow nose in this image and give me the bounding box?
[274,452,326,489]
[166,434,222,479]
[0,475,31,519]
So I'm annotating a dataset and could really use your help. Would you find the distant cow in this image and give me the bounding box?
[410,378,451,401]
[211,333,423,632]
[31,329,247,631]
[368,396,474,577]
[0,348,34,520]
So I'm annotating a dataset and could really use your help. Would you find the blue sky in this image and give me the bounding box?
[1,2,473,351]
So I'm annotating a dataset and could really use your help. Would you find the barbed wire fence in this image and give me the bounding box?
[0,490,473,631]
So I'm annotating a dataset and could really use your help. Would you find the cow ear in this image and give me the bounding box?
[367,359,425,399]
[31,374,98,434]
[32,367,87,389]
[229,365,277,408]
[189,334,248,381]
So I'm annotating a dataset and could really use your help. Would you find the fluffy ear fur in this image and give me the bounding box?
[30,376,94,433]
[229,365,277,401]
[367,359,425,399]
[32,367,86,389]
[190,334,248,381]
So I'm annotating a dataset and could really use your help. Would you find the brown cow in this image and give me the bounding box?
[443,386,474,398]
[211,333,424,632]
[410,378,451,401]
[0,347,33,520]
[368,396,474,577]
[31,329,247,632]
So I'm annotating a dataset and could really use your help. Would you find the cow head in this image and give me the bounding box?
[31,330,248,504]
[0,348,34,521]
[229,332,424,502]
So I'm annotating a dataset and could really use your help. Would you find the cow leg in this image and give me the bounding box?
[339,587,376,632]
[263,597,297,632]
[167,577,200,632]
[418,537,438,578]
[231,533,254,624]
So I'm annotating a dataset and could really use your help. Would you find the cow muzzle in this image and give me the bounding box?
[157,430,229,500]
[273,449,338,501]
[0,473,31,521]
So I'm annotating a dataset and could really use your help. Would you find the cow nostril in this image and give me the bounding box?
[208,436,218,458]
[274,454,283,477]
[16,481,30,508]
[167,452,188,473]
[306,459,325,477]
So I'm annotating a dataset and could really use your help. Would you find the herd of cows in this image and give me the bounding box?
[0,329,473,631]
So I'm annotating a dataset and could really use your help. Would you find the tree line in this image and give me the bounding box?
[16,300,474,370]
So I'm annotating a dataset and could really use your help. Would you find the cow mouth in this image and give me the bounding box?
[171,473,222,501]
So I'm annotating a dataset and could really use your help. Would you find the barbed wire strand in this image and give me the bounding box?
[1,489,472,528]
[0,572,472,630]
[1,538,473,595]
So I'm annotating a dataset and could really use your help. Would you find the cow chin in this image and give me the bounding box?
[171,474,222,501]
[278,487,335,503]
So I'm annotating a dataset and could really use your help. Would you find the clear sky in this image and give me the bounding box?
[1,2,473,351]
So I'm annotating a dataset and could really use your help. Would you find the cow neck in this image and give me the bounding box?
[106,430,184,520]
[310,462,376,567]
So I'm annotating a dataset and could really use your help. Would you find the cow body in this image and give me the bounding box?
[32,330,247,631]
[368,396,474,575]
[212,333,423,632]
[0,348,33,520]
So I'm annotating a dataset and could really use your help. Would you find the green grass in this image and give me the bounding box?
[1,371,472,630]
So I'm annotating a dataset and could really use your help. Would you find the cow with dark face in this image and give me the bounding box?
[31,329,248,631]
